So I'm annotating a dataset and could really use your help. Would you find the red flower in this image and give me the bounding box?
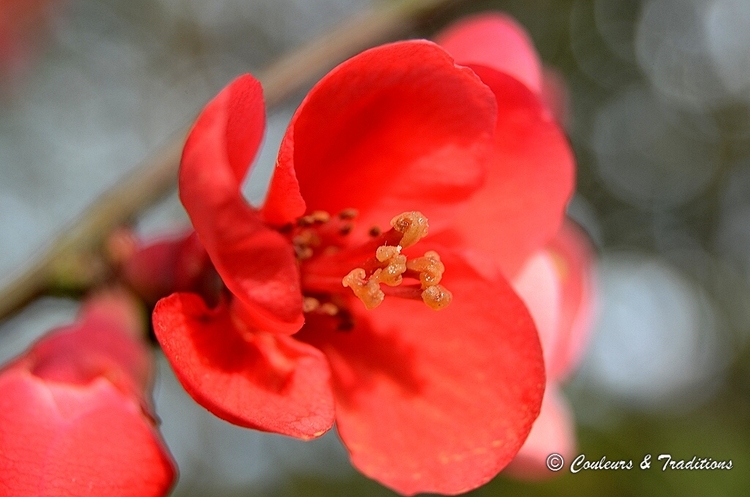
[152,39,573,495]
[0,291,176,496]
[436,12,596,477]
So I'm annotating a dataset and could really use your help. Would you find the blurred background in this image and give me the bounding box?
[1,0,750,495]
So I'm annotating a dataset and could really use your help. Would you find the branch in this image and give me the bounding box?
[0,0,460,322]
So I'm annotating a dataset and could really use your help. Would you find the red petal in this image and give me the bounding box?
[435,13,543,94]
[505,385,575,478]
[268,40,496,234]
[299,250,545,495]
[6,291,154,401]
[439,68,574,276]
[512,220,597,382]
[123,231,208,303]
[544,220,598,381]
[153,293,335,439]
[180,74,303,333]
[123,234,188,304]
[0,371,176,497]
[541,66,571,126]
[512,248,563,376]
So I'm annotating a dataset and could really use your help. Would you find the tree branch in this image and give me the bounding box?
[0,0,460,322]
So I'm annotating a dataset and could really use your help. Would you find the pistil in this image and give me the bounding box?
[341,211,452,311]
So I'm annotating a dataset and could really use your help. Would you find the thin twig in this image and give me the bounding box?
[0,0,459,322]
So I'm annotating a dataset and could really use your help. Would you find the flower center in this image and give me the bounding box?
[286,210,452,323]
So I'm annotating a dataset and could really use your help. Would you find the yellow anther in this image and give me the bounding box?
[406,250,445,287]
[421,285,452,310]
[373,246,406,286]
[376,245,401,262]
[342,268,384,310]
[319,302,339,316]
[338,208,358,219]
[390,211,429,248]
[303,297,320,313]
[293,230,320,260]
[311,210,331,223]
[299,210,331,226]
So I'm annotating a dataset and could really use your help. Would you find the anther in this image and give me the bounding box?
[421,285,452,310]
[368,226,382,237]
[319,302,339,316]
[303,297,320,313]
[406,251,445,287]
[303,296,340,316]
[372,247,407,286]
[376,245,400,262]
[338,208,358,220]
[390,211,429,248]
[299,210,331,226]
[310,211,331,223]
[342,268,384,310]
[293,231,320,260]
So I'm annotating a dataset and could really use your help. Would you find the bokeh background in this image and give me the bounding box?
[2,0,750,495]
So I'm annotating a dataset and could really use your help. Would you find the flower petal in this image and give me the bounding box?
[6,290,154,402]
[512,220,597,382]
[123,231,201,304]
[180,74,303,333]
[153,293,335,439]
[505,385,575,478]
[541,66,571,125]
[435,12,543,94]
[267,40,496,234]
[0,371,176,497]
[512,248,563,374]
[299,250,545,495]
[544,219,598,381]
[438,68,574,276]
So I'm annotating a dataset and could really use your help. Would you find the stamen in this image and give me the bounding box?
[373,246,407,286]
[303,296,340,316]
[311,210,331,223]
[303,297,320,313]
[406,251,444,287]
[422,285,452,310]
[293,230,319,260]
[338,208,358,219]
[342,268,384,310]
[298,210,331,226]
[390,211,428,248]
[319,302,339,316]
